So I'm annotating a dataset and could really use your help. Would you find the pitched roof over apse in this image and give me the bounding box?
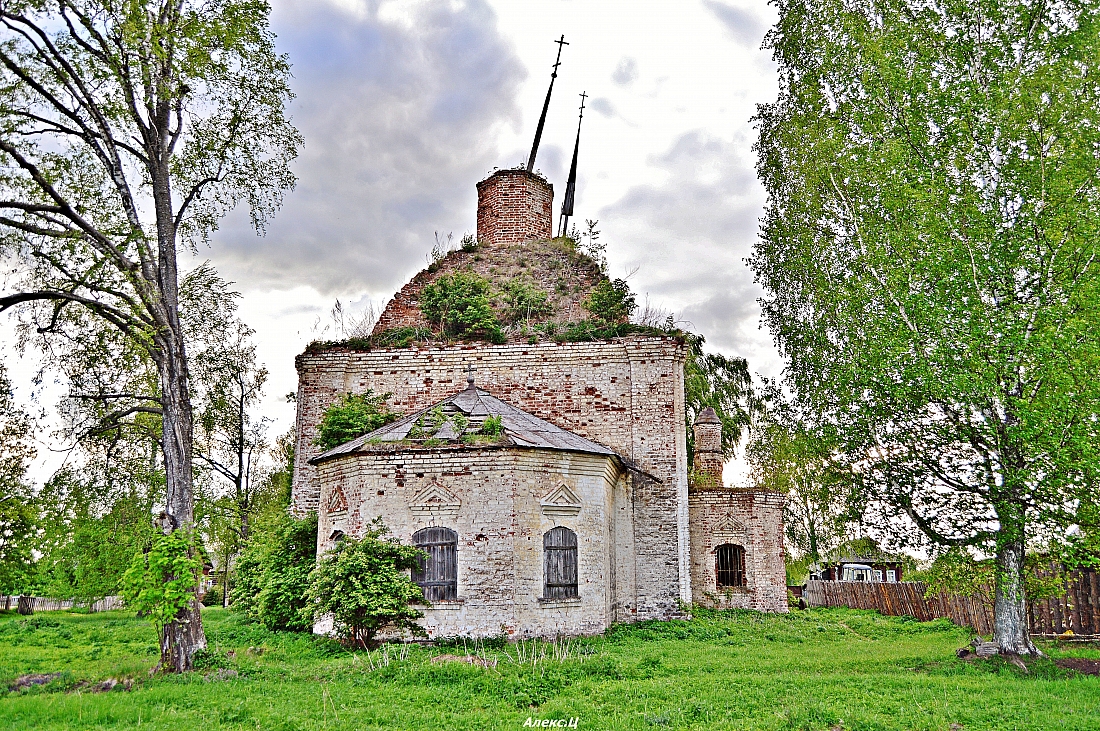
[309,379,619,465]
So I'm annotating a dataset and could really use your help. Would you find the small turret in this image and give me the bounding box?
[475,169,553,247]
[692,407,723,486]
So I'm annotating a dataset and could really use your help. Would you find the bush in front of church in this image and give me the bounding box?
[231,512,317,632]
[305,519,427,649]
[502,276,553,325]
[420,271,504,343]
[315,390,400,451]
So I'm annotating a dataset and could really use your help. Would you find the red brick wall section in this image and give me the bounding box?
[688,489,788,613]
[370,236,603,339]
[372,169,598,341]
[476,169,553,246]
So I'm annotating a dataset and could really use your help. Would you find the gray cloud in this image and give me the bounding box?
[599,131,781,377]
[589,97,615,117]
[204,0,525,295]
[611,57,638,85]
[702,0,765,47]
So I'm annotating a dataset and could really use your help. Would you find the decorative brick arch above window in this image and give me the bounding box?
[409,480,461,518]
[540,482,582,516]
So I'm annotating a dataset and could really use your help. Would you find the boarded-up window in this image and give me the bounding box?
[715,543,746,588]
[412,527,458,601]
[544,527,578,599]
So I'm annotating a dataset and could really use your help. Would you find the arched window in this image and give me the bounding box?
[412,527,458,601]
[715,544,747,589]
[544,527,578,599]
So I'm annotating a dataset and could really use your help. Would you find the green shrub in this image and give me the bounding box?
[120,529,203,635]
[202,585,224,608]
[407,405,447,440]
[419,271,503,342]
[583,278,636,324]
[305,519,427,648]
[480,415,503,437]
[1055,518,1100,570]
[503,277,553,324]
[911,548,1067,606]
[549,320,674,343]
[231,512,317,632]
[315,391,400,451]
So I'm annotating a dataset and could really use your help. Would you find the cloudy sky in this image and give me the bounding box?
[10,0,783,483]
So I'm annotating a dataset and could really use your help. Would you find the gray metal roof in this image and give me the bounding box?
[310,383,619,464]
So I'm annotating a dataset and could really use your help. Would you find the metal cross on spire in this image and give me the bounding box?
[526,35,568,173]
[558,91,587,237]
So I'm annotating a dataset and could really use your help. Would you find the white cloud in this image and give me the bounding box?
[611,57,638,85]
[589,97,615,117]
[702,0,766,47]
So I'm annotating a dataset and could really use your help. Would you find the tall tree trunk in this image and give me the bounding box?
[157,334,207,671]
[993,531,1038,656]
[149,96,206,668]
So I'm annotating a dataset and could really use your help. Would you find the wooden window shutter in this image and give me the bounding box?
[544,526,578,599]
[412,527,458,601]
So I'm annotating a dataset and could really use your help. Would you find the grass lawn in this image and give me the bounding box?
[0,606,1097,730]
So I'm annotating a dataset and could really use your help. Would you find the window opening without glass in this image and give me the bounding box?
[715,543,747,588]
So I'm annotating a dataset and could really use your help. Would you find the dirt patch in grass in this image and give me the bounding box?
[8,673,61,692]
[75,678,133,693]
[1055,657,1100,675]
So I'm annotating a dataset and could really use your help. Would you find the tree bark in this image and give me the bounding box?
[994,534,1039,656]
[154,331,207,671]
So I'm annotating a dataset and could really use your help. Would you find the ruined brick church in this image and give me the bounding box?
[290,169,786,638]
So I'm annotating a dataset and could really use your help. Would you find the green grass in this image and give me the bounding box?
[1,607,1097,730]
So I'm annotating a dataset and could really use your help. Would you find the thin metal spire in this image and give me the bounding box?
[558,91,587,237]
[526,35,568,173]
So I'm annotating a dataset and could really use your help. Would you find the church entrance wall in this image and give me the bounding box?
[315,447,638,638]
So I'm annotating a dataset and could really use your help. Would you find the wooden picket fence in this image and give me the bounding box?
[1029,568,1100,637]
[806,570,1100,638]
[804,580,995,635]
[0,595,124,613]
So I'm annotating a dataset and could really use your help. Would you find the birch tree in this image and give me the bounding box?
[753,0,1100,655]
[0,1,300,670]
